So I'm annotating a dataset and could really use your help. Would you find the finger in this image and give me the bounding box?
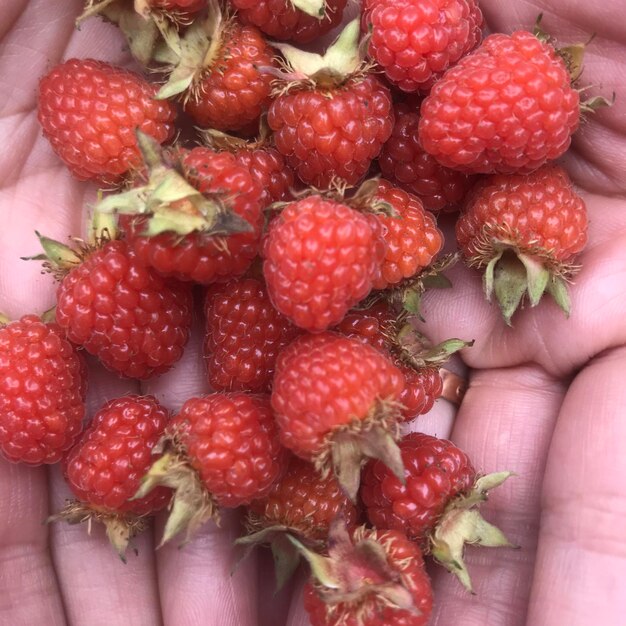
[430,365,566,626]
[48,362,160,626]
[143,314,261,626]
[257,549,297,626]
[0,460,65,625]
[285,573,311,626]
[527,346,626,625]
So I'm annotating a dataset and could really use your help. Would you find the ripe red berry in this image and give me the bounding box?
[49,238,193,379]
[269,74,394,187]
[456,164,588,322]
[37,59,176,185]
[302,523,433,626]
[0,315,86,465]
[231,0,347,44]
[272,332,405,500]
[123,147,263,284]
[55,395,171,557]
[64,395,171,516]
[378,101,474,211]
[204,277,301,392]
[419,31,580,174]
[183,22,276,132]
[364,0,483,93]
[336,306,443,420]
[370,179,443,289]
[137,393,286,544]
[247,456,357,542]
[262,196,385,332]
[361,432,475,540]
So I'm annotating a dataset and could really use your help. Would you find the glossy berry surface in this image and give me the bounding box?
[38,58,176,185]
[336,306,443,420]
[457,164,588,264]
[0,316,86,465]
[230,146,295,208]
[365,0,483,93]
[378,102,474,211]
[64,395,171,515]
[262,196,385,332]
[184,23,276,132]
[268,75,394,187]
[271,333,405,461]
[55,239,193,379]
[419,31,580,173]
[371,179,443,289]
[248,456,357,541]
[361,432,475,540]
[204,278,301,393]
[124,148,263,284]
[231,0,347,44]
[171,393,285,506]
[303,526,433,626]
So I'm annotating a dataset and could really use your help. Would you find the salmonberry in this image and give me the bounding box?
[204,277,301,392]
[364,0,483,93]
[32,234,193,380]
[38,59,176,185]
[456,164,588,322]
[0,315,86,465]
[378,101,474,211]
[262,195,385,332]
[268,20,394,187]
[271,332,406,501]
[136,393,286,544]
[419,30,580,174]
[54,395,171,557]
[231,0,347,44]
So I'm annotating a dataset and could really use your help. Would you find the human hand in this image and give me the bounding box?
[1,0,625,625]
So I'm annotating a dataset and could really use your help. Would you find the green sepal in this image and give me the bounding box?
[546,274,571,316]
[40,306,57,324]
[22,232,82,270]
[0,313,10,326]
[271,19,361,83]
[430,471,517,593]
[290,0,325,18]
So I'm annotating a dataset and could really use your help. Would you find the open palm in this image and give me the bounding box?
[1,1,625,625]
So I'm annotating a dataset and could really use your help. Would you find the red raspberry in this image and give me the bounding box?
[336,306,443,420]
[183,22,276,132]
[456,164,588,321]
[268,74,394,187]
[0,316,86,465]
[272,332,405,500]
[123,148,263,284]
[378,102,474,211]
[247,456,357,542]
[171,393,285,507]
[361,432,475,540]
[64,395,171,516]
[262,196,385,332]
[303,524,433,626]
[204,277,301,392]
[364,0,483,93]
[371,179,443,289]
[419,31,580,173]
[230,0,347,44]
[53,238,193,379]
[37,59,176,185]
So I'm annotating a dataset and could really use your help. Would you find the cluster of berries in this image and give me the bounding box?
[0,0,604,623]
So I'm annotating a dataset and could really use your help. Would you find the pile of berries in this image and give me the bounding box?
[1,0,606,623]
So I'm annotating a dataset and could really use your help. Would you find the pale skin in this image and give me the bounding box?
[1,0,626,624]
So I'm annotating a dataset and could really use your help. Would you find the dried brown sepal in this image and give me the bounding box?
[291,518,420,615]
[430,471,517,593]
[48,500,148,562]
